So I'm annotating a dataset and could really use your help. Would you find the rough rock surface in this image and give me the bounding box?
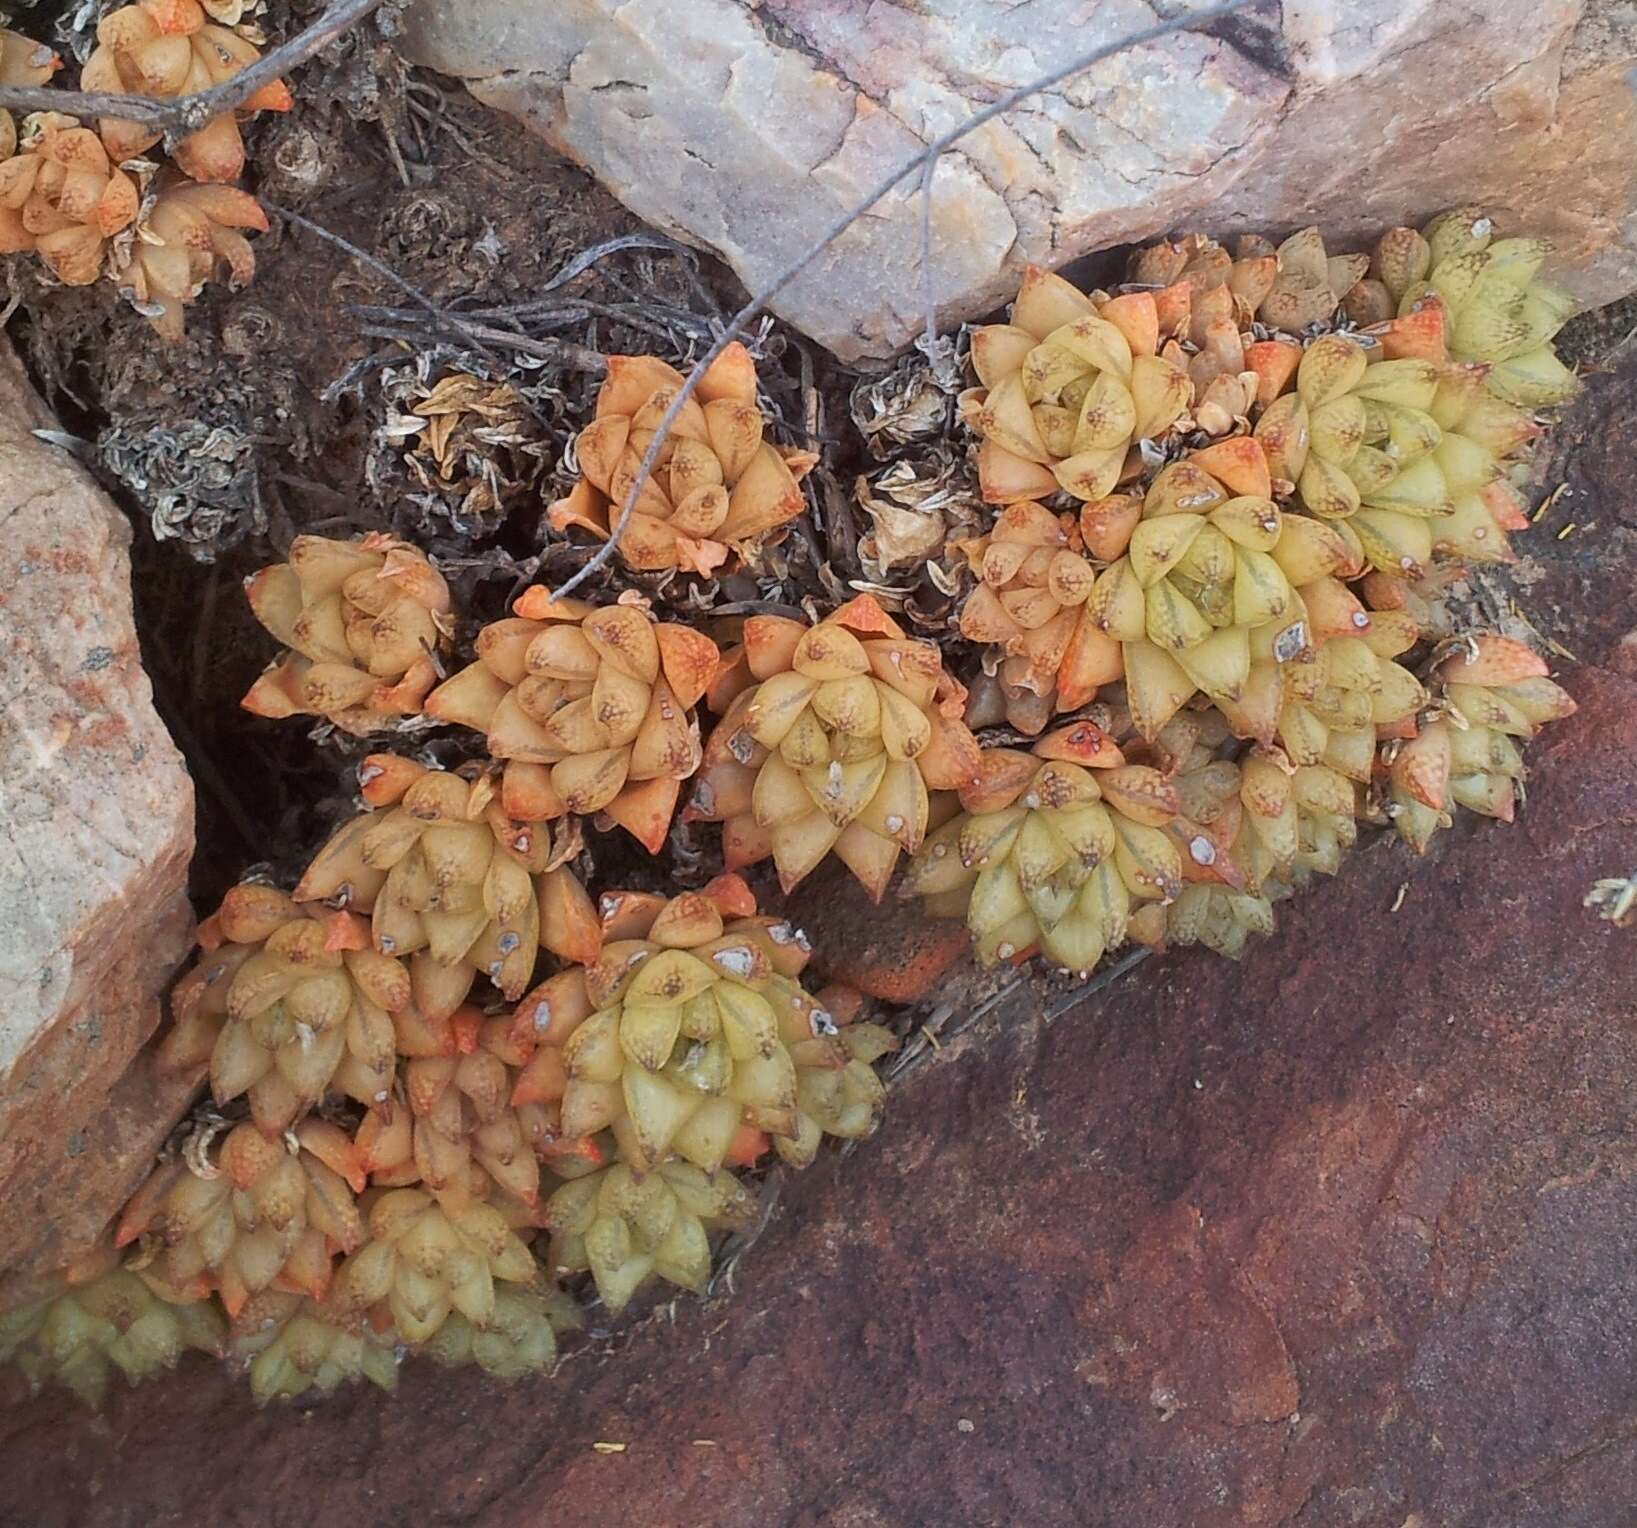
[399,0,1637,360]
[0,341,197,1304]
[2,349,1635,1527]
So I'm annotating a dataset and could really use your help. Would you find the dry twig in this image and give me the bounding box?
[549,0,1267,599]
[266,202,515,372]
[0,0,383,136]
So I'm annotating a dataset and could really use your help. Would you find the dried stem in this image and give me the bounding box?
[0,0,383,134]
[550,0,1267,599]
[265,203,514,374]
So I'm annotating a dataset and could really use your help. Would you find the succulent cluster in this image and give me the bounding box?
[918,208,1579,968]
[241,534,454,733]
[2,209,1584,1412]
[688,594,982,898]
[0,5,285,336]
[2,827,890,1406]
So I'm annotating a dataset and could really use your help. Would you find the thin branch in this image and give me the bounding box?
[265,203,514,374]
[0,0,383,133]
[550,0,1267,599]
[354,317,609,375]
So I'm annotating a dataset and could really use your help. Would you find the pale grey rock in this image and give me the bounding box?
[401,0,1636,360]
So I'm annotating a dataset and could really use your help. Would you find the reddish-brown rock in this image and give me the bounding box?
[3,355,1636,1528]
[0,340,196,1303]
[793,860,974,1004]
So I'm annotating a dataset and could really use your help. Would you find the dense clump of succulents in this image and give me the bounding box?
[1,207,1587,1413]
[940,206,1582,957]
[0,1248,225,1409]
[0,6,279,336]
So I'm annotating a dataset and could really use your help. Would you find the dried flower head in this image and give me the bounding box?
[0,112,139,284]
[240,533,451,733]
[689,594,982,898]
[82,0,293,182]
[548,341,818,576]
[424,589,719,855]
[400,371,546,523]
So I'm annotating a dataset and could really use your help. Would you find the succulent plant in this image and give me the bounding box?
[543,1157,760,1315]
[423,1283,582,1381]
[82,0,293,183]
[241,534,453,733]
[352,1007,549,1215]
[961,267,1191,504]
[0,1253,225,1409]
[423,591,719,854]
[0,27,59,88]
[292,753,603,1018]
[330,1188,541,1345]
[0,112,139,284]
[547,341,817,575]
[112,178,269,341]
[1215,560,1426,776]
[1387,635,1577,852]
[0,206,1592,1413]
[1255,334,1537,577]
[688,595,981,897]
[114,1120,365,1315]
[227,1290,399,1404]
[158,885,415,1131]
[506,876,893,1175]
[0,28,58,172]
[1368,210,1578,404]
[905,724,1182,971]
